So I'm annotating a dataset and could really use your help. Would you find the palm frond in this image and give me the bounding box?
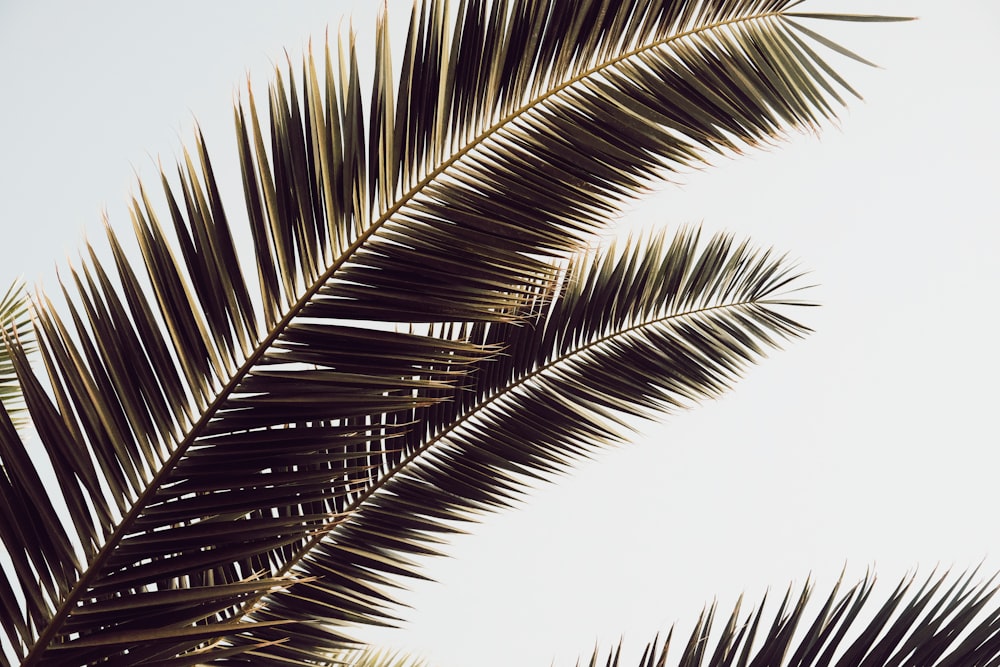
[0,1,908,664]
[0,280,35,431]
[229,225,813,662]
[329,647,428,667]
[578,569,1000,667]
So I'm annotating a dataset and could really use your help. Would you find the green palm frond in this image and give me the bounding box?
[0,280,35,431]
[0,1,912,665]
[578,569,1000,667]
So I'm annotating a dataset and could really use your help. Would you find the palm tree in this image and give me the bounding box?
[5,1,994,666]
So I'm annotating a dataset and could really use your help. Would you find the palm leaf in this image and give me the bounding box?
[0,280,35,431]
[332,647,428,667]
[0,0,909,664]
[578,569,1000,667]
[228,225,813,662]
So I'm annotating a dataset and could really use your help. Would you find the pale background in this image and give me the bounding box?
[1,2,998,666]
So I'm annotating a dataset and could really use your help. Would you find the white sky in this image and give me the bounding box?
[1,2,999,666]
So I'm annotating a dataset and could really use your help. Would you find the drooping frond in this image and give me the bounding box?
[577,569,1000,667]
[0,1,908,664]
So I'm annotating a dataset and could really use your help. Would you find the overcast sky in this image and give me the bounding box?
[1,2,998,666]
